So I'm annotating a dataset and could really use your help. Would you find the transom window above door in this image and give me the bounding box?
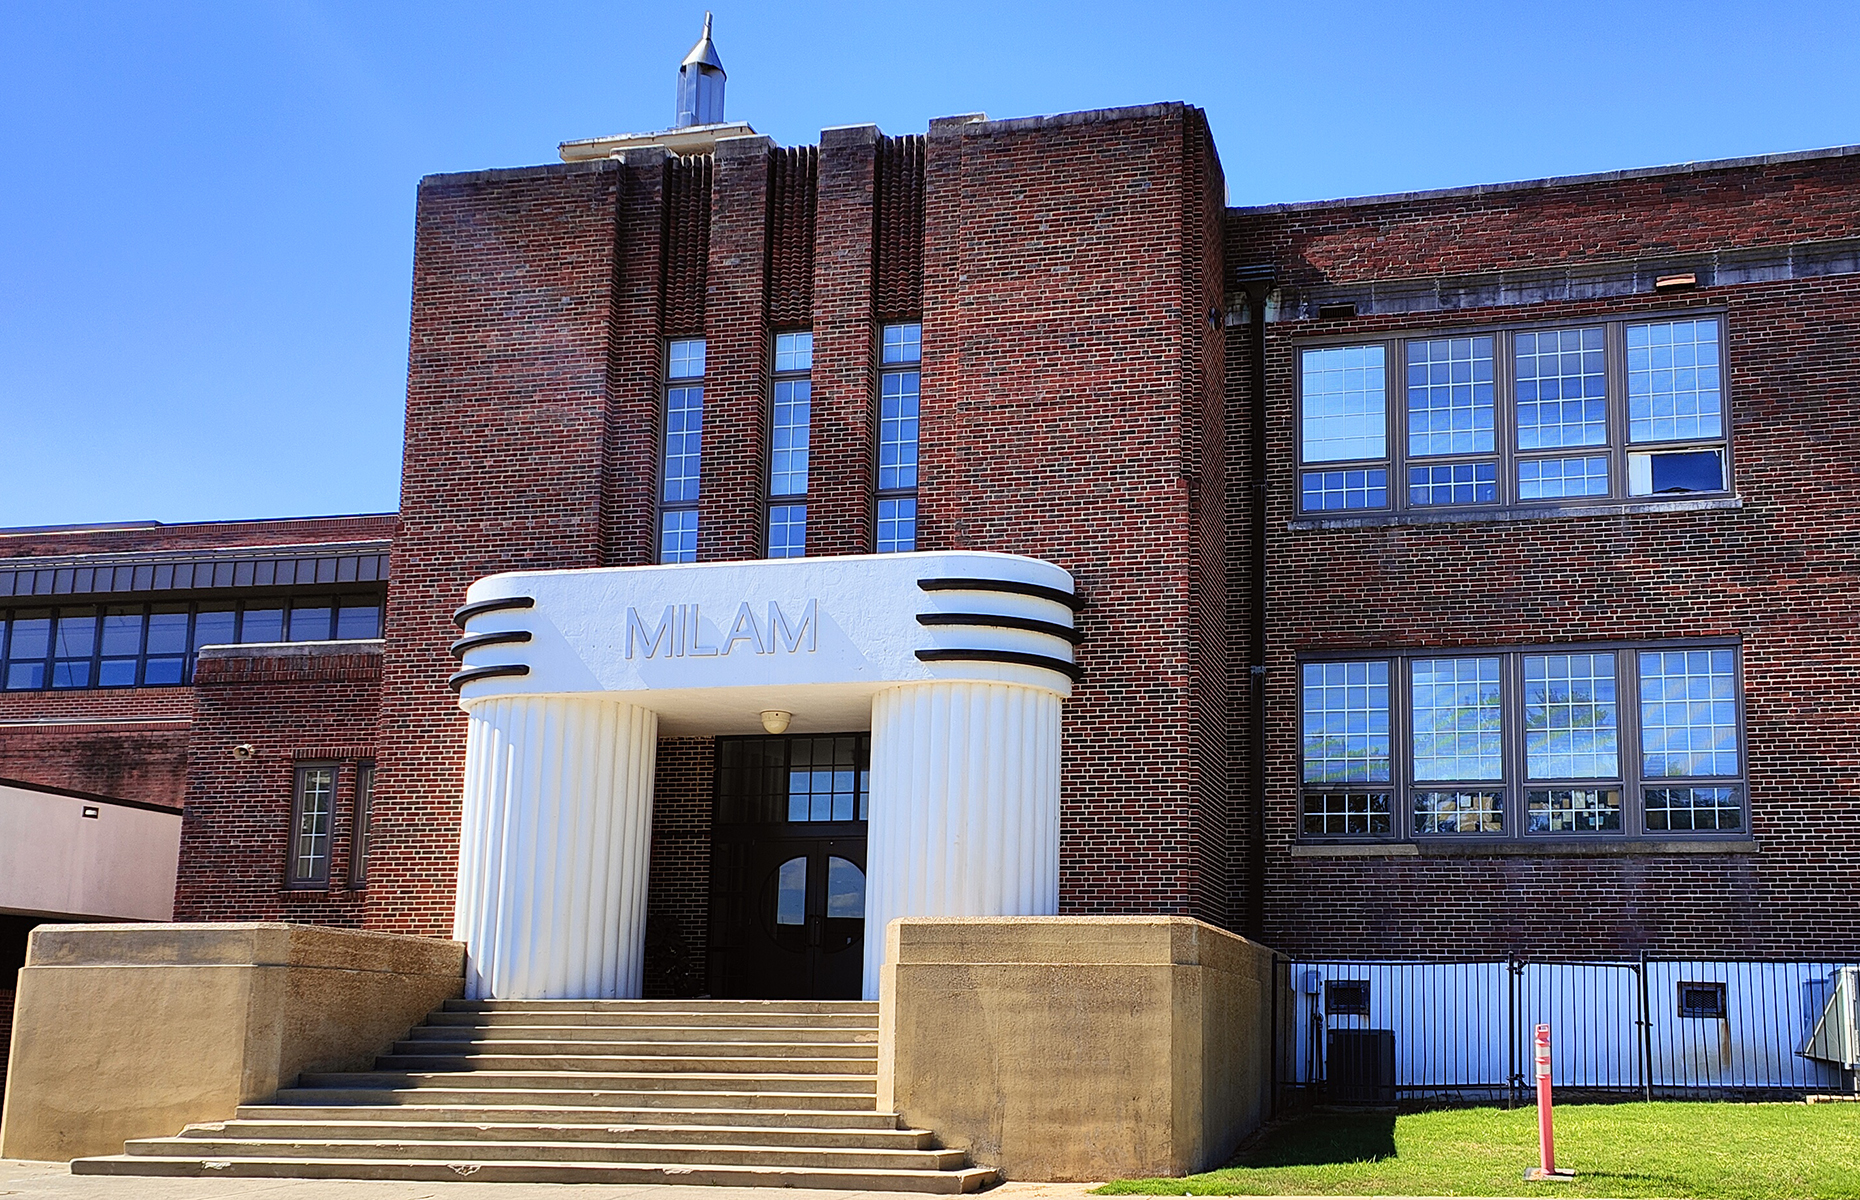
[1297,314,1731,516]
[714,734,870,825]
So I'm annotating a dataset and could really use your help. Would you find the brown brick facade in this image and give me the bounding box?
[6,108,1858,972]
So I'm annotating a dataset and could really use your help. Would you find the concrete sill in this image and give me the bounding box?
[1293,839,1759,858]
[1288,495,1743,532]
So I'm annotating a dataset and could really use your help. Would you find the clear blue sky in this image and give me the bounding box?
[4,1,1855,529]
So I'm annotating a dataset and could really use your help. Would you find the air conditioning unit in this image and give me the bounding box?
[1327,1029,1396,1103]
[1801,966,1860,1069]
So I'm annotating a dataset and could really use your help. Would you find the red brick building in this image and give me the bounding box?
[4,96,1858,1024]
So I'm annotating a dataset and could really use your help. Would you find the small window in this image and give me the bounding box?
[877,322,922,552]
[1677,981,1727,1019]
[349,763,375,887]
[289,764,335,887]
[1326,979,1371,1016]
[660,338,706,563]
[768,332,813,558]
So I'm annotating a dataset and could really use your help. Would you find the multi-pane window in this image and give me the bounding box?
[1298,314,1731,514]
[0,596,384,690]
[767,331,812,558]
[289,764,335,887]
[876,322,921,553]
[349,763,374,887]
[713,734,872,825]
[660,338,705,564]
[1299,642,1744,841]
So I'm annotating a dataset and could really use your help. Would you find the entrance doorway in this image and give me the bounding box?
[708,734,868,999]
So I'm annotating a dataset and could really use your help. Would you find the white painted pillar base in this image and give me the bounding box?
[452,695,657,999]
[864,680,1062,999]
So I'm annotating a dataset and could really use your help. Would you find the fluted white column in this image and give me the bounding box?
[452,695,657,999]
[864,680,1062,999]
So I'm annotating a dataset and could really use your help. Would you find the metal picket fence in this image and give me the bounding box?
[1272,956,1860,1106]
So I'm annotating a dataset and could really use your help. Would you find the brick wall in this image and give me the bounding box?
[173,646,381,922]
[644,737,716,997]
[920,105,1232,921]
[0,687,192,808]
[0,514,396,559]
[1227,149,1860,957]
[370,160,629,936]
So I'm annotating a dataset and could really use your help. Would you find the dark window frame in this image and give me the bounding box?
[657,337,707,564]
[1677,980,1728,1019]
[0,593,385,692]
[349,762,375,888]
[712,732,872,833]
[287,761,338,889]
[766,330,814,559]
[875,320,922,554]
[1296,638,1748,844]
[1294,307,1735,517]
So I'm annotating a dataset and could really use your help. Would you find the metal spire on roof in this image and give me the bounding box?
[674,12,726,128]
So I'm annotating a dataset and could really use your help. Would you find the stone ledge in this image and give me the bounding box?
[1293,839,1759,858]
[25,921,463,975]
[1290,495,1743,531]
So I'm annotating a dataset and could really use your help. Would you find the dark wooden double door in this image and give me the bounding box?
[707,734,869,1000]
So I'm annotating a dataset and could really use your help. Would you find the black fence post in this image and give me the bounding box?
[1637,952,1654,1103]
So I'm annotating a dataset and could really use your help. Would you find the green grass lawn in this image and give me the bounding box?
[1094,1102,1860,1198]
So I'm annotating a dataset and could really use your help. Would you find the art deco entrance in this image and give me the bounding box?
[708,734,868,999]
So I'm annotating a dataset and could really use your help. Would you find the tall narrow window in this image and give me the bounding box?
[768,331,812,558]
[877,322,921,552]
[289,764,335,887]
[660,338,705,564]
[349,763,374,887]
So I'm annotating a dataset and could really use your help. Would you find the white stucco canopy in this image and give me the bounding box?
[446,551,1079,1000]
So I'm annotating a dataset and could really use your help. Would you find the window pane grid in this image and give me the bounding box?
[660,510,697,564]
[1413,790,1504,835]
[1301,661,1391,784]
[1514,326,1607,449]
[877,323,922,552]
[1408,462,1496,506]
[1300,315,1729,515]
[1302,469,1387,512]
[878,370,920,492]
[1406,335,1494,456]
[1527,787,1623,834]
[1644,785,1742,832]
[768,504,806,559]
[291,766,334,885]
[1300,645,1744,842]
[1519,455,1610,499]
[1639,649,1739,777]
[662,385,704,504]
[769,379,811,497]
[0,598,384,692]
[1628,318,1722,443]
[1302,792,1392,836]
[1525,653,1619,779]
[876,497,917,555]
[1301,344,1387,464]
[1411,657,1503,782]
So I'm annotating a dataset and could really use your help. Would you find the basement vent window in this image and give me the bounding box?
[1326,979,1371,1016]
[1317,302,1358,320]
[1678,981,1728,1019]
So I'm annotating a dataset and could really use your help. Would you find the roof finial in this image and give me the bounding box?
[674,12,726,128]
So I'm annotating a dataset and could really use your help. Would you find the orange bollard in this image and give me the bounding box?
[1524,1023,1575,1182]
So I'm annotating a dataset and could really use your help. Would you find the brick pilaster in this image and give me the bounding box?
[699,135,773,561]
[808,125,881,557]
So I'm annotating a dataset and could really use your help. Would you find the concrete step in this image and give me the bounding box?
[424,1009,878,1030]
[390,1036,880,1059]
[298,1070,876,1094]
[72,1156,997,1193]
[442,999,878,1016]
[407,1022,880,1043]
[275,1086,881,1110]
[242,1103,904,1129]
[123,1137,970,1171]
[370,1053,878,1075]
[188,1119,934,1149]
